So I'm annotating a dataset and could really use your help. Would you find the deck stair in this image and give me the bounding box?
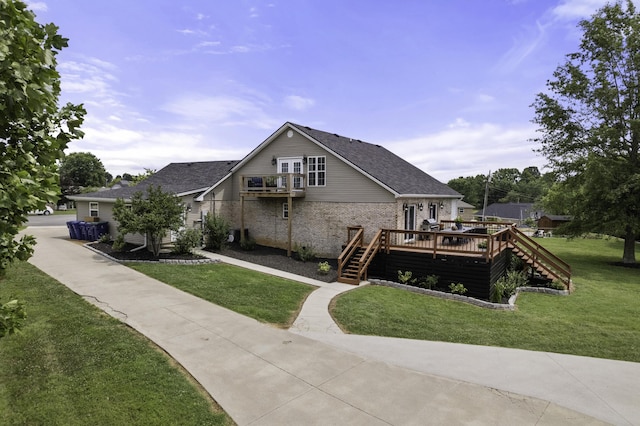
[505,227,572,290]
[339,247,366,284]
[337,228,384,285]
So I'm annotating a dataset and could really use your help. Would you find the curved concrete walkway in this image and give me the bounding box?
[26,226,639,425]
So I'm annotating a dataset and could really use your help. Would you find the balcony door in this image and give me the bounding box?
[277,157,303,189]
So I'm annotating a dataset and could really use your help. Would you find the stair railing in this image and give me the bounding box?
[357,229,384,281]
[507,227,572,290]
[338,227,364,280]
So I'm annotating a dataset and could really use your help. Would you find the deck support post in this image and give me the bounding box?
[240,195,245,245]
[287,195,292,257]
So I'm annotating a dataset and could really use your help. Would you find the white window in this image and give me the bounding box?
[307,156,326,186]
[282,203,289,219]
[89,202,99,217]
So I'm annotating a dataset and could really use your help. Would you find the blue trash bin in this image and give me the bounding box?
[66,221,79,239]
[78,222,89,240]
[70,221,84,240]
[86,223,98,241]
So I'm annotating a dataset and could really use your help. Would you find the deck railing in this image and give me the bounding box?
[338,224,571,288]
[383,228,497,260]
[439,220,513,234]
[357,229,384,281]
[240,173,306,196]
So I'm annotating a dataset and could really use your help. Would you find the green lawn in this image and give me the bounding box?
[127,262,315,328]
[0,262,232,425]
[54,209,76,215]
[332,236,640,362]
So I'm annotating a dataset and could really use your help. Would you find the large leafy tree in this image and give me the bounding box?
[532,0,639,264]
[59,151,107,194]
[113,186,185,257]
[1,1,84,337]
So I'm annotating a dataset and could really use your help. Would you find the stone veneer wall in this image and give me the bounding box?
[225,199,397,258]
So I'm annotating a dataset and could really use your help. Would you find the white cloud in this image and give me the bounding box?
[496,20,550,73]
[448,118,470,129]
[26,1,47,12]
[59,59,124,110]
[284,95,315,111]
[496,0,633,74]
[161,94,279,129]
[476,93,495,104]
[551,0,611,20]
[383,121,545,182]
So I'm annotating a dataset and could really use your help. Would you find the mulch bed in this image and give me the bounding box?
[88,241,338,283]
[217,244,338,283]
[89,242,207,261]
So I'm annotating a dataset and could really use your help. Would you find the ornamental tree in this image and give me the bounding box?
[532,0,640,264]
[113,185,185,257]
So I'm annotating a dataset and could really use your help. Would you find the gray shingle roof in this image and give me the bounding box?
[72,160,238,200]
[289,123,460,197]
[479,203,542,220]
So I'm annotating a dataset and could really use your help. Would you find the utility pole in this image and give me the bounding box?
[482,170,491,221]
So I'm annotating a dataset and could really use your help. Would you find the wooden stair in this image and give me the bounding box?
[505,227,571,289]
[338,247,366,284]
[337,228,384,285]
[511,246,555,280]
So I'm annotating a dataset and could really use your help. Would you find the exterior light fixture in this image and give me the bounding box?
[271,156,277,165]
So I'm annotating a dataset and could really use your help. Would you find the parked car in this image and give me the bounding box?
[57,204,68,211]
[29,206,54,215]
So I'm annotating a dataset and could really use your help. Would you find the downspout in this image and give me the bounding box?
[130,234,148,252]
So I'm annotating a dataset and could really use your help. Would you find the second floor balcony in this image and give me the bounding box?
[240,173,306,198]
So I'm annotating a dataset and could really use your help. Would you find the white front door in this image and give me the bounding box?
[277,158,303,189]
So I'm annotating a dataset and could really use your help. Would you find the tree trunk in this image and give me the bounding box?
[622,225,637,264]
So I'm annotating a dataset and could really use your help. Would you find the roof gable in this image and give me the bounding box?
[234,122,460,197]
[72,160,238,200]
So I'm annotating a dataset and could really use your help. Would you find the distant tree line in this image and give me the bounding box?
[447,166,554,208]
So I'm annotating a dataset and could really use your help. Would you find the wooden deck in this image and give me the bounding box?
[337,223,572,292]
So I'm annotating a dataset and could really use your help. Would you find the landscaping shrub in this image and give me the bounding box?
[203,213,230,251]
[240,236,257,251]
[490,270,528,303]
[449,282,468,295]
[397,270,416,285]
[294,244,316,262]
[317,261,331,274]
[417,274,439,290]
[112,234,127,252]
[171,228,202,255]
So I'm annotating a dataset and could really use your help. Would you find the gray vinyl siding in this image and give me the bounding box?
[233,131,395,203]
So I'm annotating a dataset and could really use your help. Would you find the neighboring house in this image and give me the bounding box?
[70,122,462,257]
[69,160,239,245]
[537,214,571,231]
[475,202,542,225]
[456,200,475,221]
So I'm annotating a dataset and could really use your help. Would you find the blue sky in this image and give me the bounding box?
[27,0,620,182]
